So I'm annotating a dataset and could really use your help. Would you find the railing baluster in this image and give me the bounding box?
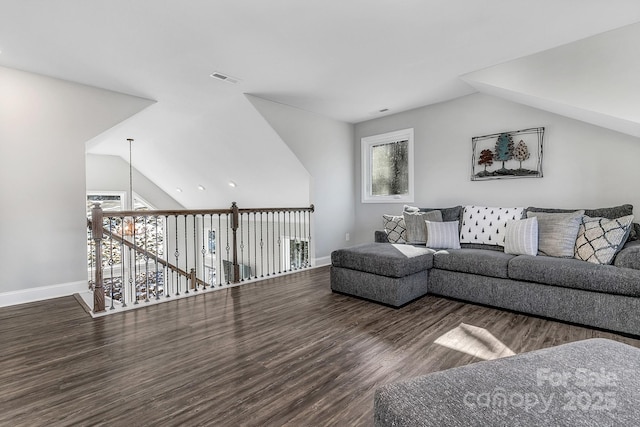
[210,214,215,287]
[155,215,160,300]
[144,216,150,303]
[218,213,223,287]
[184,215,189,294]
[174,215,180,296]
[164,215,171,298]
[108,217,115,310]
[118,220,126,308]
[245,213,250,282]
[201,214,206,290]
[259,212,264,278]
[239,213,245,282]
[130,215,137,305]
[277,212,282,274]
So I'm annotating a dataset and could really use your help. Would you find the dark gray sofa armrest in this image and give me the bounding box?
[375,230,390,243]
[614,240,640,270]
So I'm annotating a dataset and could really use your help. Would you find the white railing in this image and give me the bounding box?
[88,202,314,313]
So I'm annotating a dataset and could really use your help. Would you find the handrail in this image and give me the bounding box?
[90,202,315,313]
[100,204,314,218]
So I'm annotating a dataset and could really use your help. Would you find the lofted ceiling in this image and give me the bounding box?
[1,1,639,208]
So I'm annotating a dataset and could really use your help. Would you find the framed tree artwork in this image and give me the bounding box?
[471,127,544,181]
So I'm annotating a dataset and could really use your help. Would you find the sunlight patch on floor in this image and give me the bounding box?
[434,323,515,360]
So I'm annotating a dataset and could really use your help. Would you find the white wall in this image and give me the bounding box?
[353,93,640,244]
[247,96,355,262]
[86,154,184,210]
[0,66,152,300]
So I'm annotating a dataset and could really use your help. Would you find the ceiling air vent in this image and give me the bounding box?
[210,71,241,84]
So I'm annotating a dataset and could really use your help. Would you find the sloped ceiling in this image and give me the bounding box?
[0,1,639,208]
[462,22,640,137]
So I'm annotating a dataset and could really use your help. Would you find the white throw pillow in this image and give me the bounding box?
[504,217,538,256]
[426,221,461,249]
[460,206,525,246]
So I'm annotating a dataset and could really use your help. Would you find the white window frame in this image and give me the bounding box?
[361,128,414,203]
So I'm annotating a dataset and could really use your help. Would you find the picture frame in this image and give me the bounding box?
[471,127,544,181]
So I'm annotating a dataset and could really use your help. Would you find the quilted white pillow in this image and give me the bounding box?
[460,206,525,246]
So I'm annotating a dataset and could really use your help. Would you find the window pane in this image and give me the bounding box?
[371,140,409,196]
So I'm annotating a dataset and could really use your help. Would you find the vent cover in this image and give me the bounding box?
[210,71,241,84]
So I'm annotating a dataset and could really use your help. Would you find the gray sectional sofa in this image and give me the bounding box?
[331,204,640,336]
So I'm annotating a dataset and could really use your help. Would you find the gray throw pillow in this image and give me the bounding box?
[526,210,585,257]
[403,210,443,244]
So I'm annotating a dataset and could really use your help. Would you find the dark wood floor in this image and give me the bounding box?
[1,266,639,426]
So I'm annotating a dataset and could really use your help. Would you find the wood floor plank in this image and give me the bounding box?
[1,266,639,426]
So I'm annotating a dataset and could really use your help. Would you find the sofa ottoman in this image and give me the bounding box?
[330,243,433,307]
[374,338,640,426]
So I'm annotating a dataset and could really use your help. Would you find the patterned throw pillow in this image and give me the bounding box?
[403,210,443,244]
[460,206,525,246]
[574,215,634,264]
[527,210,584,257]
[382,214,407,243]
[426,221,461,249]
[504,217,538,256]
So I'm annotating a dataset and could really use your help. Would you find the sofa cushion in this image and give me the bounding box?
[460,206,524,246]
[433,249,515,278]
[526,210,584,257]
[331,243,433,278]
[508,255,640,297]
[574,215,634,265]
[382,214,406,243]
[403,210,442,244]
[614,241,640,270]
[526,204,636,241]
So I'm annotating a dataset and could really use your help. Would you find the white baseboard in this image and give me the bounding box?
[314,256,331,267]
[0,280,88,308]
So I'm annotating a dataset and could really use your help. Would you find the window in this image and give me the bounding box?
[361,128,414,203]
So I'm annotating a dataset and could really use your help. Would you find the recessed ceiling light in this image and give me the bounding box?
[176,187,183,193]
[228,181,237,188]
[197,185,206,191]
